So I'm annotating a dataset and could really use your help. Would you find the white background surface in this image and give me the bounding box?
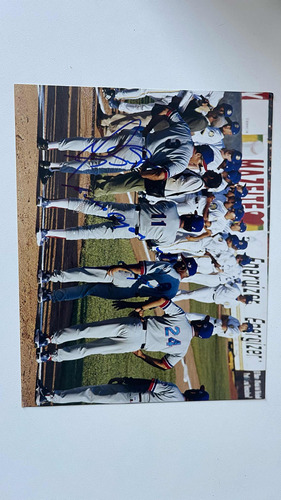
[0,1,281,499]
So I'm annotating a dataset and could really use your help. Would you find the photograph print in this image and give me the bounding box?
[14,85,272,407]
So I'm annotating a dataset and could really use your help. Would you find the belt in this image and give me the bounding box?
[141,319,147,349]
[134,204,141,234]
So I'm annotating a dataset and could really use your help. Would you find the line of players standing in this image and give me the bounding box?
[35,88,254,406]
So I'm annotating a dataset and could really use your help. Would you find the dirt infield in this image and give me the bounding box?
[15,85,93,406]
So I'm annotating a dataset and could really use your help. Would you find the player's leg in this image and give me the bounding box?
[93,171,145,196]
[38,197,136,217]
[101,113,152,133]
[49,267,111,283]
[49,384,135,404]
[50,283,138,303]
[183,273,221,287]
[172,287,215,303]
[38,221,137,243]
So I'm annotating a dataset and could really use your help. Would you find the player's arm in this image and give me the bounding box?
[133,350,169,370]
[202,194,215,221]
[107,262,146,276]
[185,230,212,242]
[204,250,221,270]
[135,297,169,314]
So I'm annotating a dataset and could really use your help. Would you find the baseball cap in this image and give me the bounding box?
[196,318,214,339]
[233,236,248,250]
[181,255,198,277]
[224,160,241,172]
[245,295,253,304]
[233,199,243,210]
[182,214,204,233]
[241,185,248,197]
[195,145,214,169]
[239,221,247,232]
[220,103,233,117]
[239,253,252,266]
[184,386,210,401]
[234,207,245,222]
[231,150,242,163]
[230,121,240,135]
[227,170,241,184]
[246,322,254,332]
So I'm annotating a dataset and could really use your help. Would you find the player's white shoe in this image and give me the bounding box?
[35,380,51,405]
[36,229,48,246]
[37,196,50,208]
[36,351,55,363]
[37,270,51,284]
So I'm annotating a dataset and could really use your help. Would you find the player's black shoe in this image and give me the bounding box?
[102,88,116,100]
[37,137,49,150]
[39,160,51,169]
[34,329,51,348]
[108,97,120,110]
[35,380,51,406]
[38,287,52,303]
[37,270,51,284]
[38,165,54,184]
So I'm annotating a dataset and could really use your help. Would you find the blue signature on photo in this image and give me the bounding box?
[65,119,152,178]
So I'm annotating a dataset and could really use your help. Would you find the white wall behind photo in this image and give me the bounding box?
[0,1,281,499]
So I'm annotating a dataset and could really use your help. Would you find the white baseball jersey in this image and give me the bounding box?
[145,301,193,368]
[184,313,241,338]
[146,112,194,178]
[50,301,193,367]
[49,379,185,405]
[205,145,225,172]
[192,127,225,148]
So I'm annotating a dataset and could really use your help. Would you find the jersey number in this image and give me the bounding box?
[151,213,167,227]
[165,326,181,347]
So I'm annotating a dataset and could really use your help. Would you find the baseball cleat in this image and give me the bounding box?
[37,196,50,208]
[35,380,51,405]
[39,160,51,169]
[37,269,51,284]
[37,137,49,150]
[36,351,55,363]
[38,287,52,303]
[34,329,51,348]
[36,229,48,246]
[38,166,54,184]
[102,88,116,100]
[108,97,120,110]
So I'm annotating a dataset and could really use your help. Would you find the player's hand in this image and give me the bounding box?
[112,300,130,310]
[135,307,144,317]
[133,350,144,358]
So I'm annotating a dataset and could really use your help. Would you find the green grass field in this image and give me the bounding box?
[57,207,231,400]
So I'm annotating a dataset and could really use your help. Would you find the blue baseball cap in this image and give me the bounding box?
[230,121,240,135]
[246,322,254,332]
[181,256,198,276]
[195,145,214,168]
[234,208,244,221]
[220,103,233,117]
[233,199,243,210]
[239,221,247,232]
[224,160,241,172]
[197,320,214,339]
[238,253,252,266]
[231,150,242,163]
[241,185,248,197]
[183,214,204,233]
[227,170,241,184]
[245,295,253,304]
[233,236,248,250]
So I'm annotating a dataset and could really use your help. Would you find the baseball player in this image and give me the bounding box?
[35,300,214,366]
[35,378,209,406]
[91,168,222,199]
[192,122,240,149]
[37,257,198,303]
[184,312,254,338]
[37,108,197,178]
[36,197,204,248]
[173,282,253,308]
